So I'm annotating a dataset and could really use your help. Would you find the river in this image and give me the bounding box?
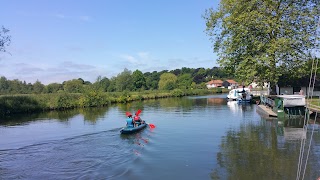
[0,94,320,180]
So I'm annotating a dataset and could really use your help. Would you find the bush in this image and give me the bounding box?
[171,89,184,97]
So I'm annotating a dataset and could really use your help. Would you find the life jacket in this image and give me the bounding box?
[134,116,140,121]
[126,117,133,127]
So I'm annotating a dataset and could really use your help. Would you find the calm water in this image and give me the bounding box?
[1,94,320,180]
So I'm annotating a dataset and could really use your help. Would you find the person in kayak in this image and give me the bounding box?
[133,114,145,127]
[133,115,141,127]
[126,112,134,128]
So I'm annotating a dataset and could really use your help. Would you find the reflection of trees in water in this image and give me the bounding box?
[0,109,79,126]
[0,107,110,126]
[79,107,109,124]
[117,102,144,115]
[211,121,320,180]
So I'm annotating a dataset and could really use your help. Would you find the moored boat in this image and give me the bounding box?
[120,122,148,134]
[227,87,252,103]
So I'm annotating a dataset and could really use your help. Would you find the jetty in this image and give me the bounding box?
[257,95,306,119]
[256,104,277,117]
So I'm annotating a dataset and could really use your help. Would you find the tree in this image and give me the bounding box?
[0,76,9,94]
[93,76,110,92]
[132,70,146,90]
[204,0,320,92]
[193,68,207,84]
[144,71,160,90]
[33,80,45,94]
[0,26,10,53]
[115,68,132,91]
[177,73,193,89]
[63,79,84,93]
[158,73,177,90]
[46,83,63,93]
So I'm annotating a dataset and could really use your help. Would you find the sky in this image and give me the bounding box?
[0,0,220,84]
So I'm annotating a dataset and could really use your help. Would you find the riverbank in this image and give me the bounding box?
[0,88,228,116]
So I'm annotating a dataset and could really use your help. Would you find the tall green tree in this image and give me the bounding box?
[144,71,160,90]
[46,83,63,93]
[158,73,177,90]
[93,76,110,92]
[0,76,9,94]
[132,70,146,90]
[33,80,45,94]
[115,68,132,91]
[63,79,84,93]
[177,73,193,89]
[204,0,320,92]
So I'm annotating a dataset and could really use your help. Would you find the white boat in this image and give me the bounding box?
[227,88,252,103]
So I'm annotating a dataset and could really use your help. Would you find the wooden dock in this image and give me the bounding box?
[256,104,277,117]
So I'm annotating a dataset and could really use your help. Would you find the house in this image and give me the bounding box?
[223,79,238,89]
[206,80,223,89]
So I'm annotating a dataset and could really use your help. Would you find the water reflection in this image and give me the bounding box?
[79,107,109,124]
[207,98,226,105]
[227,101,254,114]
[211,119,320,179]
[0,106,110,126]
[120,129,152,157]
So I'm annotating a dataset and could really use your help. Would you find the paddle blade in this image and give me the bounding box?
[135,109,142,116]
[149,124,156,128]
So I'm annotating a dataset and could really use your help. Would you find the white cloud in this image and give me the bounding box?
[120,54,137,64]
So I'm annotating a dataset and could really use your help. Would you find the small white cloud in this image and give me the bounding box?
[120,54,137,63]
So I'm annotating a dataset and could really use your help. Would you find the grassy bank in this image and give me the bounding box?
[0,88,228,116]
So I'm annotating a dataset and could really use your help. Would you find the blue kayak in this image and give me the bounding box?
[120,123,147,134]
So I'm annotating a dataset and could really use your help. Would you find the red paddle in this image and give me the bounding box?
[149,124,156,128]
[135,109,142,116]
[134,109,156,128]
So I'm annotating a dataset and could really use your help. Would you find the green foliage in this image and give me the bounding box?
[0,95,42,115]
[144,71,160,90]
[63,79,84,93]
[115,68,133,91]
[79,89,109,107]
[158,73,177,90]
[177,73,193,89]
[33,80,45,94]
[117,90,131,103]
[45,83,63,93]
[204,0,320,87]
[93,76,110,92]
[132,70,146,90]
[171,89,184,97]
[56,93,80,109]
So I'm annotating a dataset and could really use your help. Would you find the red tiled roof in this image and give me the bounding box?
[226,79,237,84]
[207,80,223,85]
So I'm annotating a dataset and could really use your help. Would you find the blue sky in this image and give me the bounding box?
[0,0,219,84]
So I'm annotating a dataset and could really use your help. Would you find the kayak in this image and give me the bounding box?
[120,122,147,134]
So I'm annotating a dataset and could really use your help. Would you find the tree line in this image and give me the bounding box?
[0,66,232,95]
